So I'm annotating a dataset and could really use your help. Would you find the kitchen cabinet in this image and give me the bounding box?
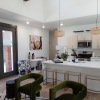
[67,35,78,49]
[92,35,98,49]
[67,33,100,49]
[77,34,85,40]
[77,34,91,41]
[85,34,92,40]
[97,34,100,49]
[91,57,100,62]
[67,36,72,48]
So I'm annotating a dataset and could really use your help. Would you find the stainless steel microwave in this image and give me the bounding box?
[78,41,92,48]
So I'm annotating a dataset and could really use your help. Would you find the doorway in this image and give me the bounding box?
[0,22,18,79]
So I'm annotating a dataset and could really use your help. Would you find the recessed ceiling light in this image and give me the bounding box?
[2,31,5,33]
[42,25,45,29]
[26,21,30,24]
[60,23,63,26]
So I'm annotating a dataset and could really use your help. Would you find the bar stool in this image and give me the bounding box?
[43,68,56,86]
[85,75,100,93]
[68,71,81,83]
[55,70,67,84]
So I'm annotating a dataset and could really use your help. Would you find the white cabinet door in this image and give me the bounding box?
[85,34,92,40]
[72,35,78,48]
[77,34,85,40]
[97,34,100,49]
[67,35,77,49]
[77,34,91,41]
[67,36,73,48]
[92,35,98,49]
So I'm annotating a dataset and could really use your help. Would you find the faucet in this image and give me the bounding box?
[71,49,77,63]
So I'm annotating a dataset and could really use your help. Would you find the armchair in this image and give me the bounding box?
[15,73,43,100]
[18,60,31,76]
[49,81,87,100]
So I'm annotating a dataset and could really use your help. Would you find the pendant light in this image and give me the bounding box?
[55,0,65,37]
[90,0,100,35]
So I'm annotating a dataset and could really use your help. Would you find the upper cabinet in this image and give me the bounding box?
[67,35,78,49]
[85,34,92,40]
[72,35,78,49]
[92,35,100,49]
[97,34,100,49]
[92,34,100,49]
[67,33,100,49]
[77,34,92,41]
[92,35,98,49]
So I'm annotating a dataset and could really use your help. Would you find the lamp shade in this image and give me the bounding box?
[90,26,100,35]
[55,30,65,37]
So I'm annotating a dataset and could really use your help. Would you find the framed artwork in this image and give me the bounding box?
[29,35,42,50]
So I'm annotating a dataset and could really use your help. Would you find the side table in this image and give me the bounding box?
[4,80,15,100]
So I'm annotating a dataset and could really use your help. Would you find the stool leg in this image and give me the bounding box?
[68,74,69,81]
[64,73,68,91]
[53,72,54,86]
[78,75,81,83]
[64,73,66,81]
[79,74,81,83]
[85,76,87,86]
[46,69,47,84]
[43,70,45,85]
[55,72,57,85]
[4,95,6,100]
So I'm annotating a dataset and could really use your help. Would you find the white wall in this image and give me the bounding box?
[0,19,49,60]
[44,0,100,22]
[57,23,100,56]
[1,0,100,22]
[0,0,44,22]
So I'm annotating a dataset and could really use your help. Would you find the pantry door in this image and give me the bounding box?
[0,22,18,79]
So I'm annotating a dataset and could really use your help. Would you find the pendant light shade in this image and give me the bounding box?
[90,26,100,35]
[54,0,65,37]
[90,0,100,35]
[55,30,65,37]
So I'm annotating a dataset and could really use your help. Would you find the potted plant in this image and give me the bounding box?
[61,52,68,61]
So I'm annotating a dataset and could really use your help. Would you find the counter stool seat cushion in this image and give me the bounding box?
[55,94,75,100]
[18,84,42,95]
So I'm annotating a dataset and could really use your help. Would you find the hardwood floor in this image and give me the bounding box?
[0,75,100,100]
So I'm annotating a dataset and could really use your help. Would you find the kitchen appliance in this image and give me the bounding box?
[78,40,92,48]
[77,51,92,61]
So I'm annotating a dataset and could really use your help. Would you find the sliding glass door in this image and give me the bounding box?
[0,23,18,79]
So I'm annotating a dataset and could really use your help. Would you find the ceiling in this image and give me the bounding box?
[0,8,100,30]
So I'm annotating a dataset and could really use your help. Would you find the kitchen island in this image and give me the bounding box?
[42,60,100,91]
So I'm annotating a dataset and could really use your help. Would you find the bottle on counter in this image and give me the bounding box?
[32,53,35,59]
[28,52,31,60]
